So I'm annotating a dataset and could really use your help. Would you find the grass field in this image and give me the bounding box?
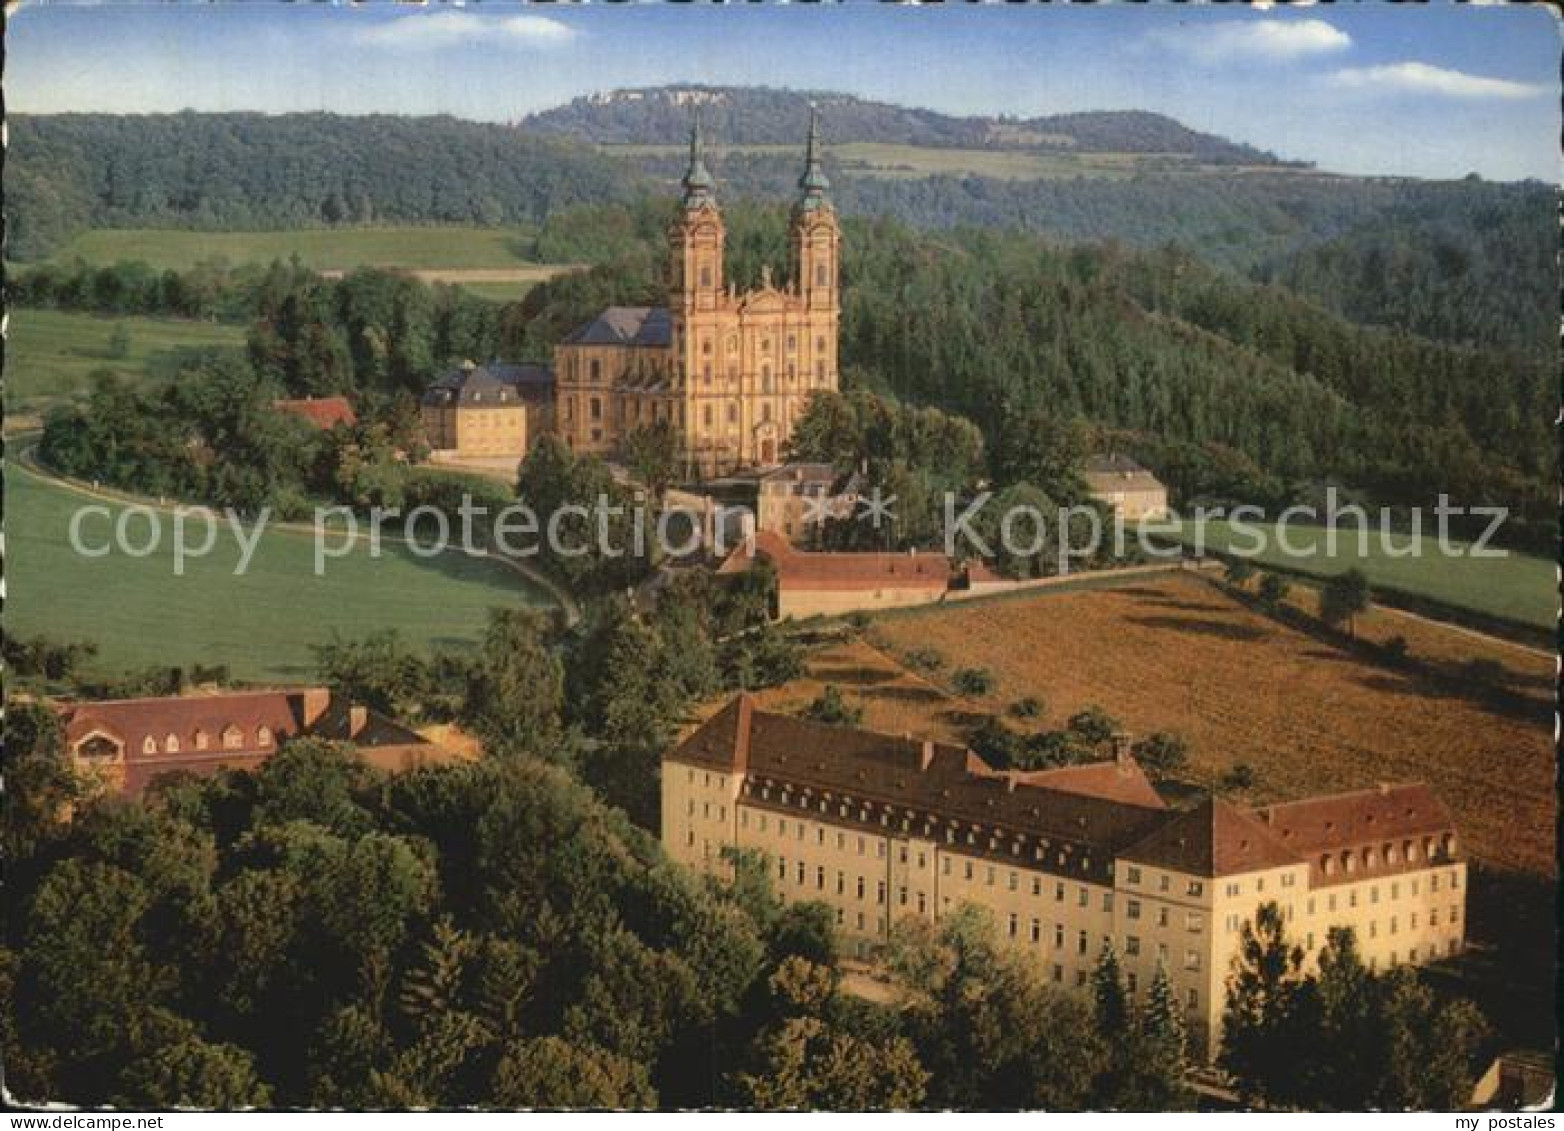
[601,141,1277,181]
[1175,519,1554,630]
[6,465,549,684]
[42,226,543,272]
[6,309,246,420]
[749,574,1552,877]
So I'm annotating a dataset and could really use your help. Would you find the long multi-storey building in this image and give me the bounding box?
[553,111,840,479]
[662,695,1467,1055]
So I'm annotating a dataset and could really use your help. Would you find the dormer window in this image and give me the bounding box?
[222,725,244,750]
[143,736,158,755]
[257,726,273,747]
[165,734,180,754]
[194,730,210,751]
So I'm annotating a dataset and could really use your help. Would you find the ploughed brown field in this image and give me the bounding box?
[751,574,1554,878]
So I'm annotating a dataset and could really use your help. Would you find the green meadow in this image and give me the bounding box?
[43,225,539,272]
[1176,518,1554,630]
[6,466,550,684]
[5,309,247,419]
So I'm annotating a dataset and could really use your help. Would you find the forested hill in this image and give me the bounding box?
[6,113,647,260]
[9,111,1554,356]
[521,85,1285,163]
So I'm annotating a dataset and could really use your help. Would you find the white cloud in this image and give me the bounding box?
[1327,61,1547,101]
[1150,18,1351,64]
[354,12,579,51]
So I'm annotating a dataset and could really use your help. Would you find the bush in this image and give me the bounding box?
[903,647,946,674]
[1256,572,1290,610]
[967,715,1025,769]
[1132,731,1189,778]
[1008,695,1044,719]
[952,667,996,697]
[1066,705,1120,747]
[801,685,864,727]
[1218,763,1258,792]
[1381,635,1409,664]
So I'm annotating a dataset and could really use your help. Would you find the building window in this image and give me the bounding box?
[1077,930,1088,956]
[1186,989,1198,1010]
[1187,880,1204,897]
[1127,866,1142,885]
[1008,871,1018,891]
[816,264,827,287]
[1031,919,1041,943]
[194,730,209,751]
[222,726,243,750]
[1054,925,1064,949]
[1184,950,1201,972]
[1187,913,1204,933]
[257,726,272,746]
[1127,900,1141,921]
[1126,936,1141,956]
[589,360,601,382]
[1008,914,1018,938]
[165,733,180,753]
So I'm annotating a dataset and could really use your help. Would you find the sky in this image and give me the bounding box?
[8,1,1560,182]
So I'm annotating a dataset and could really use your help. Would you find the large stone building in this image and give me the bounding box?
[554,112,841,479]
[58,688,458,796]
[1083,453,1170,521]
[663,696,1467,1055]
[420,360,555,459]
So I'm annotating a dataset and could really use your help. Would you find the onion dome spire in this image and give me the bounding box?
[796,104,830,209]
[682,111,715,208]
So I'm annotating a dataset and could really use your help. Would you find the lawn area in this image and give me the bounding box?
[41,225,543,272]
[1175,518,1554,630]
[6,309,246,420]
[602,141,1223,181]
[773,574,1554,877]
[5,465,550,685]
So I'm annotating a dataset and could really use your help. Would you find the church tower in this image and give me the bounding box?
[669,113,725,315]
[790,106,840,316]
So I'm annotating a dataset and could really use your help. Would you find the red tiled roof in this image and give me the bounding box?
[669,697,1169,866]
[58,688,431,797]
[1120,796,1301,878]
[274,396,357,430]
[723,531,952,593]
[1250,784,1461,885]
[1006,759,1167,809]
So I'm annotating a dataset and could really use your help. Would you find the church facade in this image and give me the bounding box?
[554,112,841,480]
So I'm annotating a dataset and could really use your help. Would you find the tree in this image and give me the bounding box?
[737,1014,928,1110]
[463,608,565,758]
[1131,732,1189,779]
[1138,960,1190,1109]
[801,685,863,727]
[1224,557,1256,588]
[1320,568,1371,637]
[1091,942,1131,1036]
[1219,902,1307,1104]
[1256,572,1290,611]
[107,323,132,359]
[952,667,996,698]
[119,1029,273,1108]
[492,1036,655,1109]
[623,419,681,503]
[1066,705,1121,748]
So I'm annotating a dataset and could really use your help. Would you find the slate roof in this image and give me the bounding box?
[422,361,554,407]
[561,306,673,349]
